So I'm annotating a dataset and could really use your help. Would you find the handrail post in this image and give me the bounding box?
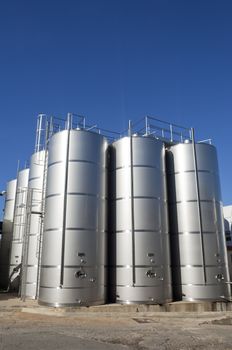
[145,116,148,136]
[170,124,173,142]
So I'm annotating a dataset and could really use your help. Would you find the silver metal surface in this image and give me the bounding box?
[21,150,46,299]
[109,136,172,304]
[0,179,17,288]
[167,142,231,301]
[38,129,107,306]
[9,168,29,291]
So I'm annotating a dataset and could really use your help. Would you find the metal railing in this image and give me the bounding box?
[34,115,48,153]
[127,116,193,144]
[34,112,212,146]
[45,113,122,142]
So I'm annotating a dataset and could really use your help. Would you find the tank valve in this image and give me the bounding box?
[215,273,224,282]
[75,270,87,279]
[146,270,157,278]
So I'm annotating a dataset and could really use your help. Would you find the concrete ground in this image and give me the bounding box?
[0,295,232,349]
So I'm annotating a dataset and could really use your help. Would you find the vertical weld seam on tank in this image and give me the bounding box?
[130,135,136,286]
[60,130,71,287]
[192,128,207,284]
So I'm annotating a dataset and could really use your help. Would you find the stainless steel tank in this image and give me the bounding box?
[38,129,107,306]
[9,168,29,290]
[21,150,46,299]
[166,142,231,301]
[108,135,172,304]
[0,179,17,288]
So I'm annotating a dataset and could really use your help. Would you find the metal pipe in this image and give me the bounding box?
[66,113,72,130]
[129,120,136,286]
[145,116,148,135]
[191,128,207,284]
[16,160,20,177]
[170,124,173,142]
[189,129,193,141]
[37,115,43,152]
[86,125,98,131]
[198,139,212,144]
[49,117,54,138]
[34,117,39,153]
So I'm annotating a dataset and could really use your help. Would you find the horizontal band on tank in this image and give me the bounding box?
[68,192,107,199]
[27,234,40,237]
[23,264,38,267]
[171,231,223,235]
[29,176,41,182]
[38,300,105,307]
[116,300,167,304]
[182,297,229,302]
[169,199,222,205]
[172,264,226,268]
[167,169,218,176]
[109,265,166,268]
[23,282,37,285]
[113,196,165,202]
[41,264,106,268]
[48,159,102,168]
[115,284,171,288]
[111,165,164,172]
[44,228,107,232]
[46,192,107,199]
[5,199,14,202]
[69,159,104,165]
[175,283,224,287]
[40,285,106,290]
[112,229,168,234]
[11,240,23,243]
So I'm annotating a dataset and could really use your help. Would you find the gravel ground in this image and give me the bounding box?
[0,309,232,350]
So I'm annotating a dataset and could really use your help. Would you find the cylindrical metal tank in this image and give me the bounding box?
[166,142,231,301]
[0,179,17,288]
[9,168,29,290]
[38,129,107,306]
[21,150,46,299]
[108,136,172,304]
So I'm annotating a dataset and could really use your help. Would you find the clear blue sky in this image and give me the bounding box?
[0,0,232,217]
